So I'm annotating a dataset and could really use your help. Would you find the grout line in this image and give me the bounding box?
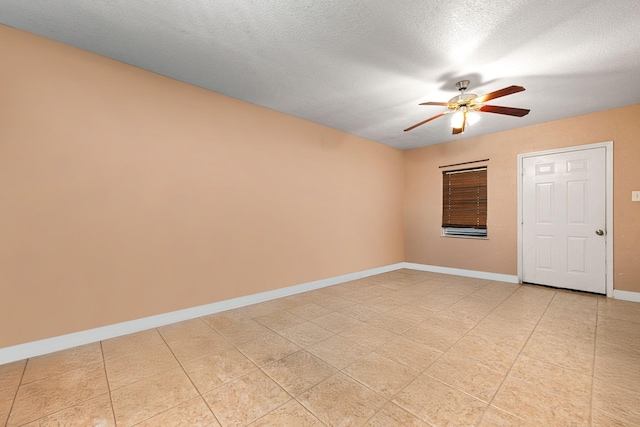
[480,285,556,422]
[4,356,28,426]
[99,341,117,425]
[590,297,601,426]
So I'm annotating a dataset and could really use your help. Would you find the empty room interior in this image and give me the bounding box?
[1,2,640,426]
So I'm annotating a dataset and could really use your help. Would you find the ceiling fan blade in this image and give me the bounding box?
[404,113,446,132]
[475,85,525,103]
[452,112,466,135]
[479,105,530,117]
[419,101,449,106]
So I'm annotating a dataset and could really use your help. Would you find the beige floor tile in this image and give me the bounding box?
[136,396,220,427]
[343,352,420,399]
[550,289,599,309]
[365,311,419,334]
[393,374,487,426]
[597,339,640,365]
[239,300,285,318]
[597,317,640,345]
[21,343,103,384]
[509,355,592,403]
[384,304,434,323]
[362,296,406,313]
[182,347,257,394]
[237,334,300,367]
[286,303,334,320]
[443,303,495,325]
[254,310,306,331]
[426,310,480,331]
[339,288,388,303]
[0,360,26,392]
[279,321,334,348]
[110,367,199,427]
[8,362,109,426]
[591,409,635,427]
[450,293,500,310]
[512,284,557,301]
[166,330,233,364]
[521,331,594,376]
[543,305,598,325]
[375,336,442,372]
[470,314,535,343]
[592,379,640,425]
[202,370,290,427]
[311,311,364,334]
[262,350,336,396]
[534,314,596,339]
[598,298,640,324]
[402,322,466,352]
[19,393,115,427]
[101,329,165,360]
[594,351,640,392]
[364,402,429,426]
[339,323,396,349]
[492,376,590,426]
[249,400,323,426]
[336,303,382,321]
[157,318,216,342]
[216,319,275,346]
[499,289,552,304]
[298,372,387,427]
[477,406,530,426]
[201,309,249,330]
[313,296,357,311]
[307,335,371,370]
[470,281,519,302]
[425,352,504,402]
[105,343,178,390]
[279,292,322,306]
[447,333,522,374]
[597,333,640,358]
[410,295,460,313]
[491,304,548,324]
[0,388,16,426]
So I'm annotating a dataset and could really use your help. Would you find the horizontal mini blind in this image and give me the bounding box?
[442,167,487,231]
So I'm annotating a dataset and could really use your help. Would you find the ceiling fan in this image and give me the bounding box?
[404,80,530,135]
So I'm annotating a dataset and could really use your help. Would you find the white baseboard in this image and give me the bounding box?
[401,262,519,284]
[0,263,404,365]
[613,290,640,303]
[0,262,522,364]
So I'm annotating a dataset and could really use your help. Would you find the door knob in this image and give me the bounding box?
[595,229,604,236]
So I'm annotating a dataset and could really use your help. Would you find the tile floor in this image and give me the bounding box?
[1,269,640,426]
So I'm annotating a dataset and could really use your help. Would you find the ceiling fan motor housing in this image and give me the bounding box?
[455,80,470,91]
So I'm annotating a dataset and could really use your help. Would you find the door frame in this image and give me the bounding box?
[517,141,614,296]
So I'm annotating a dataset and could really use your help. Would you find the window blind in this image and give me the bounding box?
[442,167,487,231]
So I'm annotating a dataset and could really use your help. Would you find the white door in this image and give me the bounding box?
[522,147,606,293]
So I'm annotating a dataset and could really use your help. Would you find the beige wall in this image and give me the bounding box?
[0,26,405,348]
[404,104,640,292]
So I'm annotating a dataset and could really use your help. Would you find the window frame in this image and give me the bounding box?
[441,166,488,238]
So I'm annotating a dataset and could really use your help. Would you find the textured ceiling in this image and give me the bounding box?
[2,0,640,149]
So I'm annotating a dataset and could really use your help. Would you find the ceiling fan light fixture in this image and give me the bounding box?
[451,110,466,128]
[466,111,480,126]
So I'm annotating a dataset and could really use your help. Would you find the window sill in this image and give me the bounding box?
[441,233,488,240]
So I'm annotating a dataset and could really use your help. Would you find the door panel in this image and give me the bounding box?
[522,147,606,293]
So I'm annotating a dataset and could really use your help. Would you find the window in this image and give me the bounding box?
[442,167,487,237]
